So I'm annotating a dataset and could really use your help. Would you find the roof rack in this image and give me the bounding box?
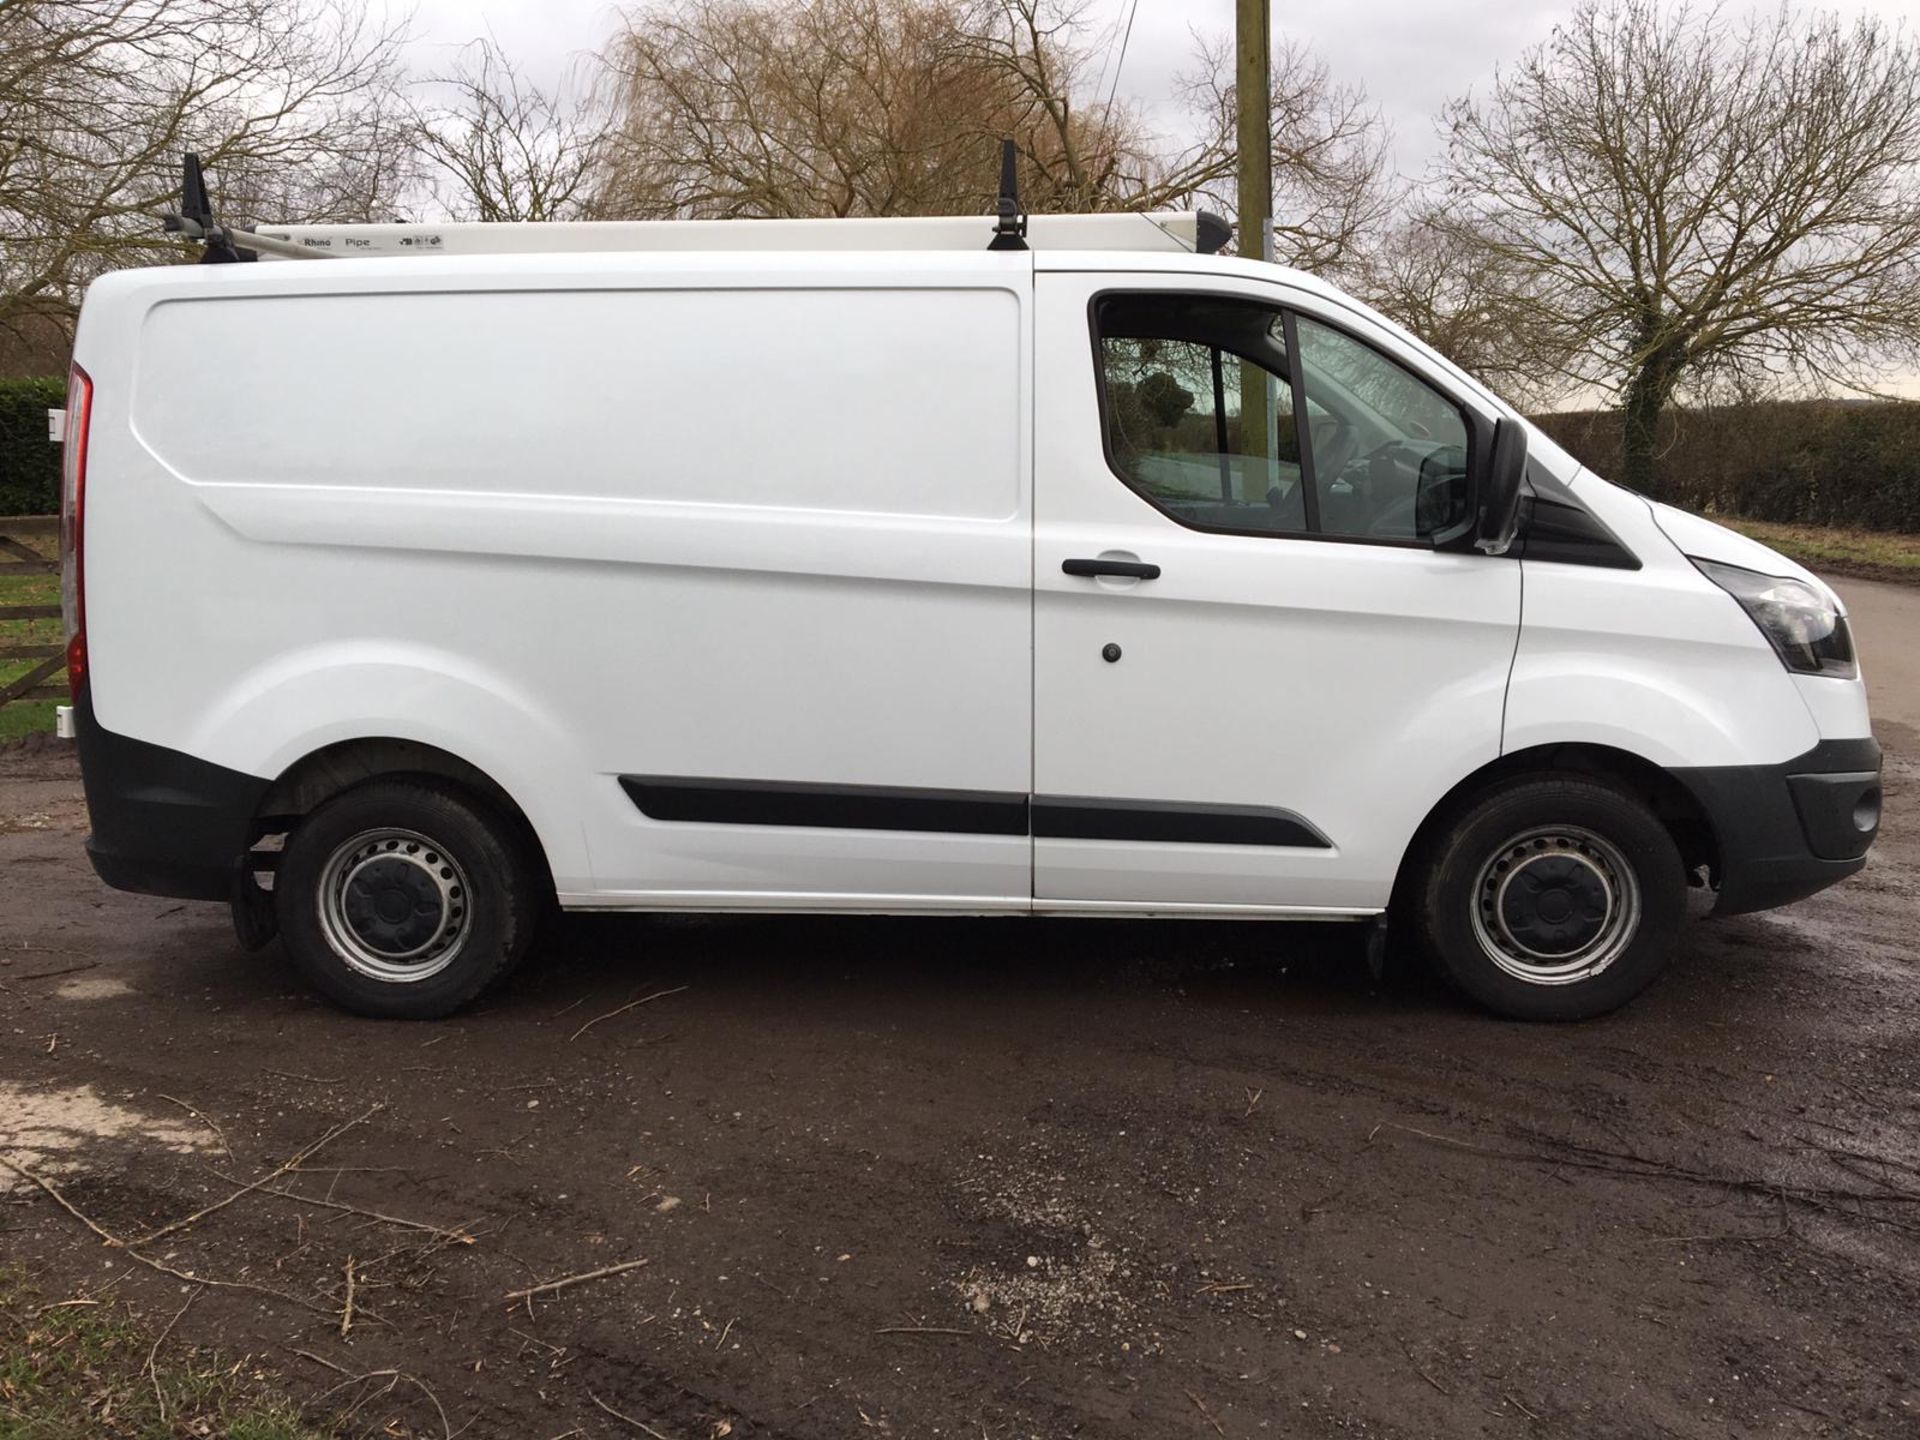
[162,151,1233,263]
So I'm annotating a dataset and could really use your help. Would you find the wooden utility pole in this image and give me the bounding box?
[1235,0,1273,475]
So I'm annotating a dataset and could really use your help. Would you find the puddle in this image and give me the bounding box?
[0,1081,214,1192]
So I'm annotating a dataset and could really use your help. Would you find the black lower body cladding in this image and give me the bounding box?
[1675,736,1882,914]
[73,686,269,901]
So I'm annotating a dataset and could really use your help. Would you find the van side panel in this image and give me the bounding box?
[88,257,1033,906]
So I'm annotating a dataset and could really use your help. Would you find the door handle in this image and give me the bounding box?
[1062,557,1161,580]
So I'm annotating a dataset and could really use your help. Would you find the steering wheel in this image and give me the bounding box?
[1308,411,1358,480]
[1356,442,1420,538]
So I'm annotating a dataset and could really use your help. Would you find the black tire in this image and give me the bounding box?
[1411,775,1686,1021]
[276,779,541,1019]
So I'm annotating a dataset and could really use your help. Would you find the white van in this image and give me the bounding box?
[57,177,1880,1021]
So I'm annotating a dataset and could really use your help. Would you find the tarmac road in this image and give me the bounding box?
[0,585,1916,1438]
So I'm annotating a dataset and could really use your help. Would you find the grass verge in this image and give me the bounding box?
[0,1268,326,1440]
[1720,518,1920,586]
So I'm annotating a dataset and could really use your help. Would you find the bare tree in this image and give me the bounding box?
[1180,30,1389,270]
[593,0,1387,268]
[1438,0,1920,494]
[412,38,607,222]
[1355,209,1569,409]
[0,0,412,349]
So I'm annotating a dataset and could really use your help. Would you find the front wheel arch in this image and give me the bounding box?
[1390,742,1718,913]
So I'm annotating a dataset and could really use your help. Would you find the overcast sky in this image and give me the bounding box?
[406,0,1918,183]
[404,0,1920,396]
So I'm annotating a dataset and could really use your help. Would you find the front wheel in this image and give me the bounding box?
[1412,776,1686,1021]
[276,780,541,1019]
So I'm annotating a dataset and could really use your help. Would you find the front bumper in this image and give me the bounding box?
[73,686,269,901]
[1675,737,1881,915]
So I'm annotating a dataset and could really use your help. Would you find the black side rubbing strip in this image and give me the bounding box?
[623,778,1334,848]
[1032,796,1331,848]
[622,776,1029,836]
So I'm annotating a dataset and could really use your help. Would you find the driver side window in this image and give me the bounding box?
[1294,315,1471,540]
[1091,294,1473,545]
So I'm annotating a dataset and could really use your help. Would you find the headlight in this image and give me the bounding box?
[1693,559,1857,678]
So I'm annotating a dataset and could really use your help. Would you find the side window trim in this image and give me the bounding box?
[1208,346,1232,502]
[1279,309,1322,535]
[1084,285,1498,552]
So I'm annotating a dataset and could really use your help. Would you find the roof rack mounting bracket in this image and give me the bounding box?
[161,152,332,263]
[987,139,1029,253]
[161,153,257,264]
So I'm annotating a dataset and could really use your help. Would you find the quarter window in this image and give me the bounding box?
[1095,294,1305,533]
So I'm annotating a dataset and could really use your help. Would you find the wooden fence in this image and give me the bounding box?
[0,515,65,709]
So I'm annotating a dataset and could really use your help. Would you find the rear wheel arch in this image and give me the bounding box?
[252,737,554,894]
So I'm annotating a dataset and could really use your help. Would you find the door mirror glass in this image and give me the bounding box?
[1475,418,1528,555]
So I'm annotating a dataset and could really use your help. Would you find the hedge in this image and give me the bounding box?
[1533,400,1920,534]
[0,377,64,515]
[4,373,1914,533]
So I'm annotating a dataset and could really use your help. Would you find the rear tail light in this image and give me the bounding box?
[61,364,92,698]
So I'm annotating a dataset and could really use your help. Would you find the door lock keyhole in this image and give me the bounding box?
[1101,643,1122,664]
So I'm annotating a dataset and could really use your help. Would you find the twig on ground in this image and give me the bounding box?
[313,1369,452,1439]
[11,962,97,983]
[1396,1335,1453,1396]
[504,1257,649,1302]
[1184,1389,1226,1436]
[0,1153,329,1314]
[589,1391,675,1438]
[288,1346,354,1375]
[154,1093,233,1162]
[144,1285,201,1423]
[876,1325,971,1336]
[340,1257,356,1339]
[1244,1087,1263,1117]
[569,986,688,1042]
[136,1103,380,1246]
[262,1069,344,1084]
[206,1170,476,1244]
[1505,1392,1541,1420]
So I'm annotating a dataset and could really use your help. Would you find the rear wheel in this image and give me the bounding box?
[276,780,540,1019]
[1412,776,1685,1021]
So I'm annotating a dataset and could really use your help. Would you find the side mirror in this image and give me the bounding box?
[1474,418,1527,555]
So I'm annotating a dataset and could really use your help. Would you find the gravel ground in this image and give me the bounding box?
[0,589,1915,1439]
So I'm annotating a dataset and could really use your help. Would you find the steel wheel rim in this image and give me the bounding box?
[1469,825,1640,986]
[316,827,471,984]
